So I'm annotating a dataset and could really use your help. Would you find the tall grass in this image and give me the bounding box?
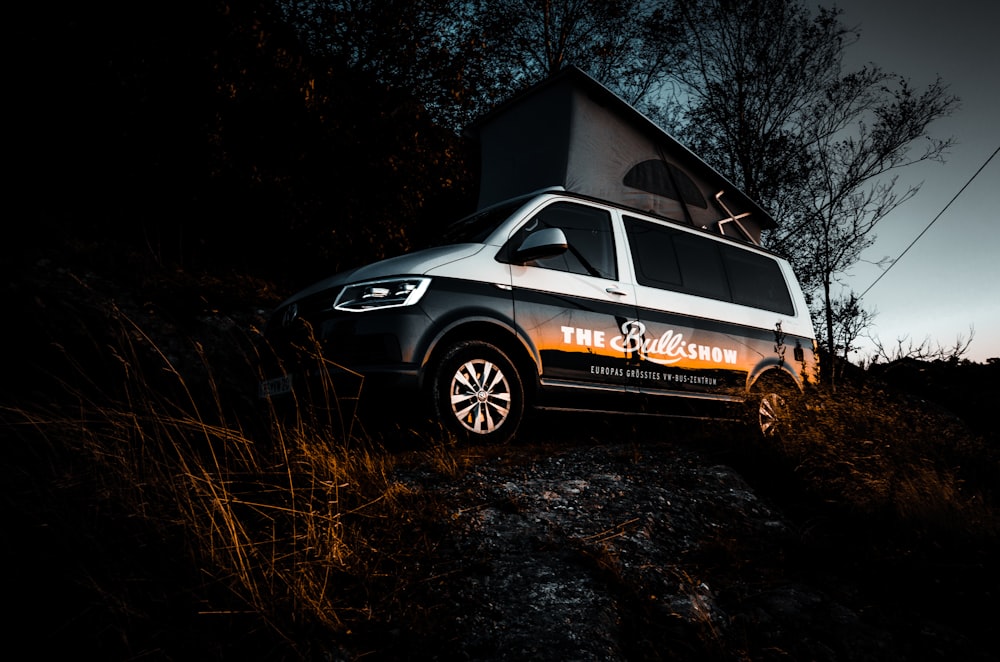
[744,382,1000,543]
[3,297,447,655]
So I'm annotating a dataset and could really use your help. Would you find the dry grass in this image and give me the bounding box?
[740,382,1000,543]
[3,301,451,656]
[4,273,997,657]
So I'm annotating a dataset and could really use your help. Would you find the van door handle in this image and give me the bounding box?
[605,286,628,296]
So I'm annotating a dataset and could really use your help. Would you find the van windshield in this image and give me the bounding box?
[439,198,528,245]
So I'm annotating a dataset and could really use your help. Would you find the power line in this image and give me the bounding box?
[859,144,1000,300]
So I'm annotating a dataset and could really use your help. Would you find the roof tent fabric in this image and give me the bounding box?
[468,66,776,244]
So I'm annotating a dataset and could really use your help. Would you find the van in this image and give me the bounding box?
[258,189,818,443]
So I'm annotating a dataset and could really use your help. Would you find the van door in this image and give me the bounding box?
[504,201,638,394]
[621,215,750,400]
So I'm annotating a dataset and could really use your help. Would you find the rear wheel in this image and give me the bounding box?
[431,340,525,444]
[749,374,801,441]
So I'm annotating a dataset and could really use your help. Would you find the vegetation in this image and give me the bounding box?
[6,1,994,658]
[3,264,450,658]
[3,251,998,659]
[654,0,958,380]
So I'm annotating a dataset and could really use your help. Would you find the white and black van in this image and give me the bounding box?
[259,189,819,443]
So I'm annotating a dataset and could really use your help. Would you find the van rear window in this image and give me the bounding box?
[721,246,795,315]
[625,216,794,315]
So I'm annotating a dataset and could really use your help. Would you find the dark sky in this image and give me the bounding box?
[829,0,999,362]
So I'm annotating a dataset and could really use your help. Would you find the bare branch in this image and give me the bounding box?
[867,326,976,364]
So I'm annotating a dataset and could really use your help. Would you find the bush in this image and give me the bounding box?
[758,381,999,542]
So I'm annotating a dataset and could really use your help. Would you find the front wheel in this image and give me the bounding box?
[431,340,525,444]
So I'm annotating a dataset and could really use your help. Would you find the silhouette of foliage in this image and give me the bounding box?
[12,1,474,289]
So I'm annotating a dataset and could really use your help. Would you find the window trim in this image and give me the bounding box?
[498,200,619,281]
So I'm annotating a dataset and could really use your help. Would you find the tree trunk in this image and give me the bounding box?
[823,276,836,390]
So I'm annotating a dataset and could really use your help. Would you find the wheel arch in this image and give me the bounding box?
[746,358,804,395]
[418,318,540,400]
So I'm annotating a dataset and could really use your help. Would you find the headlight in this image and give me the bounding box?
[333,277,431,312]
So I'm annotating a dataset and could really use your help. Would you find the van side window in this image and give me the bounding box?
[721,246,795,314]
[624,215,683,287]
[672,231,731,301]
[509,202,617,280]
[625,216,794,315]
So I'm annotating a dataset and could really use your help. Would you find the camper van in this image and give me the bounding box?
[258,189,819,443]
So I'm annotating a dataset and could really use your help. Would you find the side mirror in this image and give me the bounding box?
[511,227,568,264]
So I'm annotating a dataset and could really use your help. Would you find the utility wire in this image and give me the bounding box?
[859,144,1000,300]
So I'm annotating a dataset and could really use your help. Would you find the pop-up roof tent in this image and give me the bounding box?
[467,66,776,244]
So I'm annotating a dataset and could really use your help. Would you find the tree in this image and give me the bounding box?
[793,72,956,373]
[655,0,958,382]
[868,327,975,366]
[461,0,675,113]
[651,0,838,220]
[276,0,475,124]
[824,291,877,381]
[277,0,678,129]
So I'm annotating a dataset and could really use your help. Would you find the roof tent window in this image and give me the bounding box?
[623,160,708,208]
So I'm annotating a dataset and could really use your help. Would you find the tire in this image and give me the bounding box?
[749,374,801,441]
[431,340,525,444]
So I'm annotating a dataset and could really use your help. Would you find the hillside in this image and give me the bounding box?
[2,253,997,661]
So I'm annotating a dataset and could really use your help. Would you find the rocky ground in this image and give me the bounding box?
[343,423,997,662]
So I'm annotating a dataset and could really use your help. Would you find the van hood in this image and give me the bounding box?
[284,244,487,304]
